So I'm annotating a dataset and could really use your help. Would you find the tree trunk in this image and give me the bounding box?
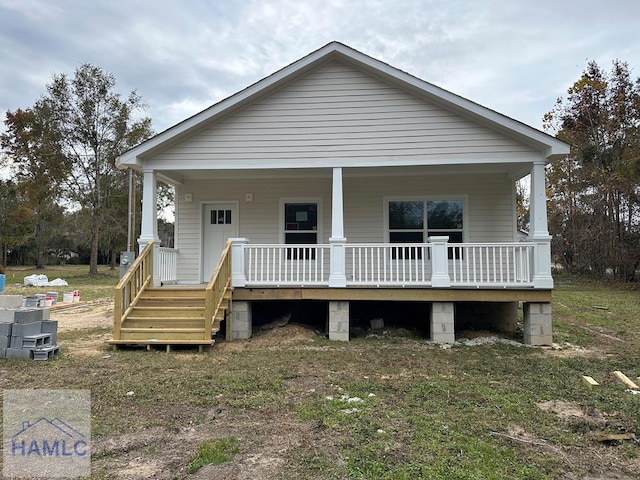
[35,220,44,270]
[89,215,99,275]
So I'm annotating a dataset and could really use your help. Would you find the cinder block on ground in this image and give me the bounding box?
[22,334,52,349]
[5,348,33,360]
[0,348,6,358]
[0,309,16,323]
[14,309,44,324]
[12,322,43,337]
[0,322,13,336]
[10,336,22,348]
[33,345,60,361]
[0,296,24,308]
[41,320,58,345]
[0,335,10,349]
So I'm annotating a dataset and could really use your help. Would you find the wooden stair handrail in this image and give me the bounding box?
[113,241,154,340]
[204,240,233,339]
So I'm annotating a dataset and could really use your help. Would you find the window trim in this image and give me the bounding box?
[383,195,469,245]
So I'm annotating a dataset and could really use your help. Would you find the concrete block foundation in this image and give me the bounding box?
[231,301,252,340]
[431,302,455,344]
[329,301,349,341]
[524,302,552,346]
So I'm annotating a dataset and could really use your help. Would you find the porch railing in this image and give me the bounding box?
[346,243,432,285]
[234,240,537,288]
[113,240,153,340]
[158,247,178,284]
[245,244,330,285]
[449,243,533,286]
[204,240,232,339]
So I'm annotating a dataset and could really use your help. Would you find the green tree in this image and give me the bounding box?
[42,63,153,274]
[1,106,69,268]
[544,60,640,280]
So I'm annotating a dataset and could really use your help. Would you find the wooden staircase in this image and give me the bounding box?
[108,286,231,351]
[109,240,233,352]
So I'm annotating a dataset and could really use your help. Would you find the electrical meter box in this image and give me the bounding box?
[120,251,136,279]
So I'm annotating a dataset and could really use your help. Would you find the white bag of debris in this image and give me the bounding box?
[23,275,69,287]
[24,274,49,286]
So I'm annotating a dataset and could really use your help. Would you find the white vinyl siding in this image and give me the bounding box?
[149,60,538,168]
[173,172,514,283]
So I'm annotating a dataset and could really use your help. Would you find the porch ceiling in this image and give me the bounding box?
[156,162,532,184]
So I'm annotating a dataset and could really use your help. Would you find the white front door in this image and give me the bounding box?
[202,203,238,281]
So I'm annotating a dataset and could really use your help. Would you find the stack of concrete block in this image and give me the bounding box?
[0,295,60,361]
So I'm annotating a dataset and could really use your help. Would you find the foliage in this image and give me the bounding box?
[43,64,153,274]
[1,63,154,272]
[186,437,240,474]
[544,60,640,280]
[1,106,69,268]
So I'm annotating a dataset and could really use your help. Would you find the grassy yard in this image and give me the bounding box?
[1,264,120,302]
[0,272,638,479]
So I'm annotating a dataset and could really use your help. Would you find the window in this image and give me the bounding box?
[387,199,465,259]
[210,209,232,225]
[284,202,318,260]
[389,201,424,259]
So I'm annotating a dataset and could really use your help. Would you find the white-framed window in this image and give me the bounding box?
[281,199,322,260]
[385,197,466,259]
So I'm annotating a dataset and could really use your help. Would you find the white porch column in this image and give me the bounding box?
[328,167,347,287]
[529,160,554,289]
[230,238,248,287]
[429,236,451,287]
[138,168,161,286]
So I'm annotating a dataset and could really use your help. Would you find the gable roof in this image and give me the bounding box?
[116,41,569,168]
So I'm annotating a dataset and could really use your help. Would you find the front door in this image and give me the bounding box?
[202,203,238,281]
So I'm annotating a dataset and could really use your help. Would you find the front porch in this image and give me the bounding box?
[109,237,554,349]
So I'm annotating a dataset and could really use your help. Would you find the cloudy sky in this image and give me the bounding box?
[1,0,639,136]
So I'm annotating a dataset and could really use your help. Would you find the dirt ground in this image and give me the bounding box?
[51,300,638,480]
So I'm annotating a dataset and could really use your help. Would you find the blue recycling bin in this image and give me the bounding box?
[0,274,5,292]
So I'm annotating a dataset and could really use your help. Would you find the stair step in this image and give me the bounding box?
[127,315,205,322]
[131,307,205,318]
[124,320,204,329]
[143,287,205,297]
[121,327,206,333]
[107,339,215,346]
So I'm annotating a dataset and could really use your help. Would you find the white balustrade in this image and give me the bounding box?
[240,242,535,288]
[346,244,432,286]
[449,243,533,286]
[245,244,329,285]
[158,247,178,284]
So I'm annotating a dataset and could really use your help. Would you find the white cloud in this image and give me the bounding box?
[1,0,639,134]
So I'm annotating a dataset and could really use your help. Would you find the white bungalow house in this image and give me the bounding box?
[110,42,569,350]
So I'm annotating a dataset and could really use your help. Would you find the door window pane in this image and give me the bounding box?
[211,209,232,225]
